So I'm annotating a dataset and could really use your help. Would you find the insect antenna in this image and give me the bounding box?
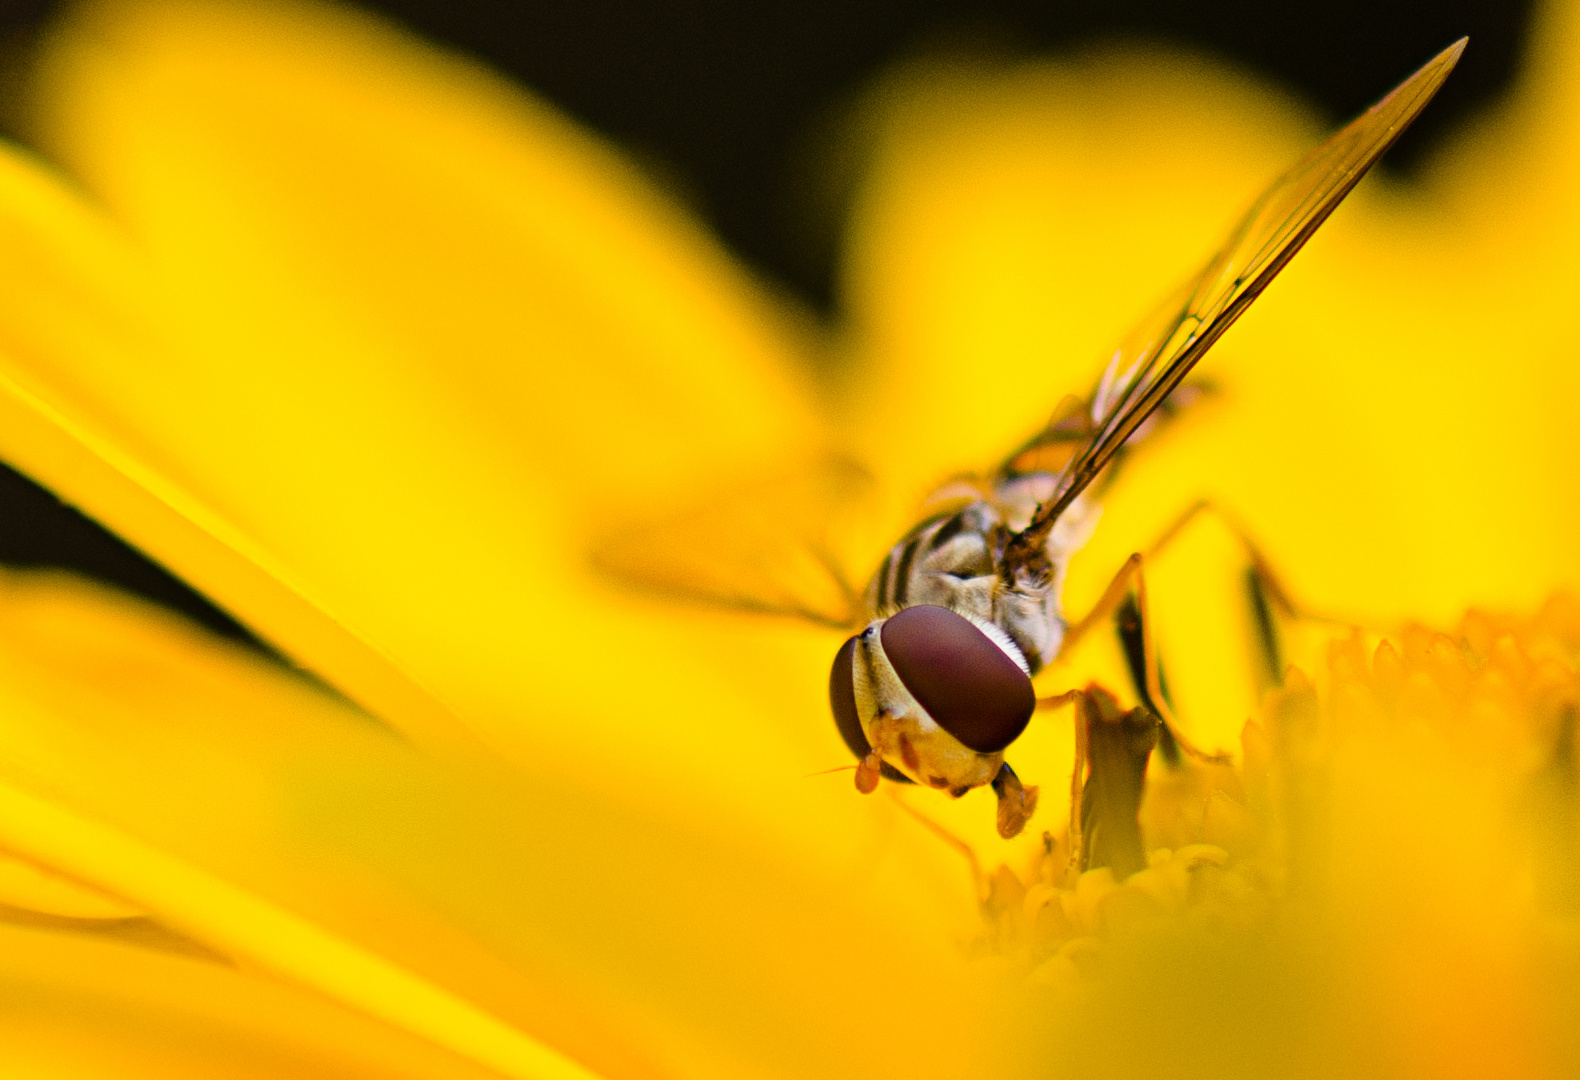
[802,764,859,778]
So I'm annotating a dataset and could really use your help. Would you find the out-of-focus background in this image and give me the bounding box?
[0,0,1535,643]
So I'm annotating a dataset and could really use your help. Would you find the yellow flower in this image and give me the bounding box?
[974,601,1580,1077]
[0,0,1574,1078]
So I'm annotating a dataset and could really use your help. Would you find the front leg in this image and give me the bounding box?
[990,761,1039,840]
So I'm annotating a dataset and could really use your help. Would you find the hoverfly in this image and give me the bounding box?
[598,40,1464,845]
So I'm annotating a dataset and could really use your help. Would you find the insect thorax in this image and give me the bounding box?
[862,481,1100,674]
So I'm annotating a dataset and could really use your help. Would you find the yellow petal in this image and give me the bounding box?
[31,0,817,513]
[0,569,1022,1078]
[0,0,829,789]
[0,848,142,920]
[0,68,499,760]
[0,920,522,1079]
[0,4,1047,1071]
[0,784,596,1080]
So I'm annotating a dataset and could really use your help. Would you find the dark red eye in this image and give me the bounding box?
[830,632,921,785]
[880,605,1034,753]
[829,635,870,759]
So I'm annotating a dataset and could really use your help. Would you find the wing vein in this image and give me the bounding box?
[1001,38,1465,576]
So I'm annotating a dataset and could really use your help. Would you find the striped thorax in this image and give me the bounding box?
[864,476,1102,673]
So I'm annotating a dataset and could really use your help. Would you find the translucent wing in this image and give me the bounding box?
[589,455,873,630]
[1003,38,1465,574]
[996,378,1216,494]
[995,394,1093,482]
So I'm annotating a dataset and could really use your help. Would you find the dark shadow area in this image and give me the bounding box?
[362,0,1533,310]
[0,462,276,655]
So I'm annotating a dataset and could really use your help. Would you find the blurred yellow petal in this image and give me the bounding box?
[0,850,141,919]
[978,601,1580,1078]
[0,0,1040,1073]
[0,145,481,764]
[0,920,525,1079]
[0,775,597,1080]
[0,0,1575,1074]
[0,571,625,1077]
[0,568,1018,1077]
[1,0,832,789]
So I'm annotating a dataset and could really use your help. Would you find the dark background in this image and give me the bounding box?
[0,0,1536,648]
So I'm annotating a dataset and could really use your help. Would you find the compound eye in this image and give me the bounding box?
[828,635,871,759]
[880,605,1034,753]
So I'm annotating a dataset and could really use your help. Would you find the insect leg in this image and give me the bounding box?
[808,540,866,630]
[1056,551,1145,658]
[888,786,986,902]
[1144,497,1362,692]
[1036,687,1080,711]
[1115,590,1183,763]
[1115,555,1230,766]
[1244,564,1284,694]
[1056,551,1228,765]
[1145,498,1300,621]
[854,749,883,794]
[990,761,1040,840]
